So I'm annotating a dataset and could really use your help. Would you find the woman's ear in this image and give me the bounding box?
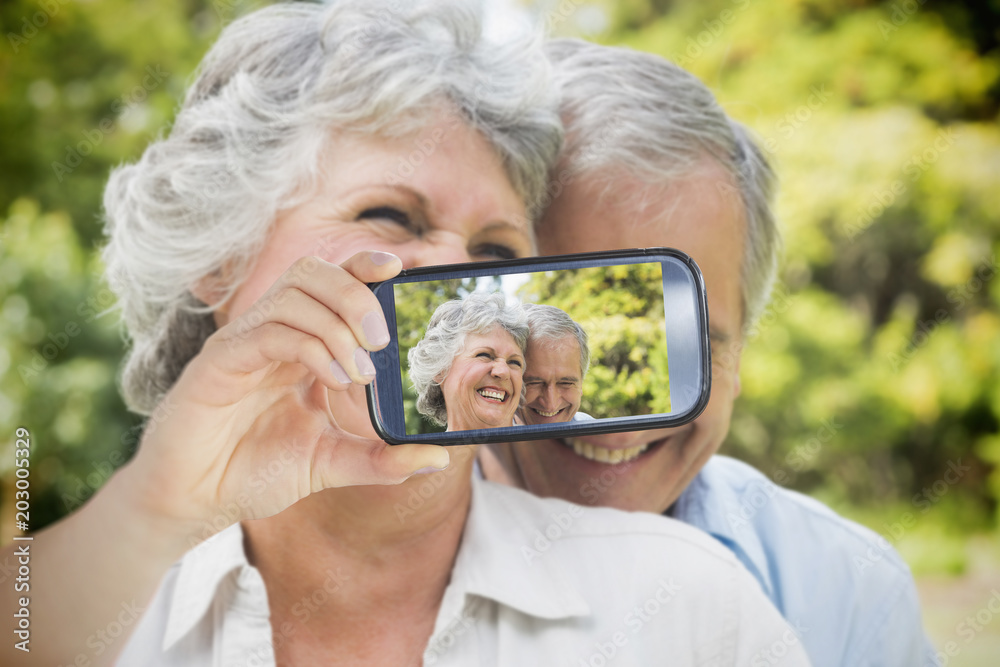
[732,355,742,398]
[191,269,232,327]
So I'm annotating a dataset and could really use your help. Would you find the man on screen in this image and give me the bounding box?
[481,38,934,665]
[518,304,594,425]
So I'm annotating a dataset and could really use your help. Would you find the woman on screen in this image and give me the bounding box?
[409,293,526,431]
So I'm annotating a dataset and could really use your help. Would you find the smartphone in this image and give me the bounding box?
[366,248,711,445]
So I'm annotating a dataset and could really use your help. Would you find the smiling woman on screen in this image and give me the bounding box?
[409,293,527,432]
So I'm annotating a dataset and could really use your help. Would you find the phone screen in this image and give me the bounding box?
[393,262,669,435]
[367,248,709,445]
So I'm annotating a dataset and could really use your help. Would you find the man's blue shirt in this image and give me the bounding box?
[670,455,936,666]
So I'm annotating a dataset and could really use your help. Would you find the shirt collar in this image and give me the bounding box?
[669,455,774,597]
[441,475,591,621]
[162,476,590,651]
[163,522,253,650]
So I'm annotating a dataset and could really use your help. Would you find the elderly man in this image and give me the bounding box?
[481,39,935,666]
[518,304,593,425]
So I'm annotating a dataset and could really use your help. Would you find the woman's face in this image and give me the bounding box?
[439,326,524,431]
[217,115,531,319]
[212,114,532,437]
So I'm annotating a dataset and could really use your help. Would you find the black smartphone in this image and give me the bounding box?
[366,248,711,445]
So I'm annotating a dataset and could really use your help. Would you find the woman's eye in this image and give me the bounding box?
[357,207,412,227]
[472,243,518,261]
[510,360,523,369]
[476,352,493,360]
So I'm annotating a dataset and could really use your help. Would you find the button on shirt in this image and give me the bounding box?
[118,475,812,666]
[670,455,935,667]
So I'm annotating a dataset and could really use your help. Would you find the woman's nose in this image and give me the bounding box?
[491,360,509,378]
[399,236,469,270]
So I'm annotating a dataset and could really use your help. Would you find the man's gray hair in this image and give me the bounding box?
[523,304,589,378]
[409,292,528,427]
[101,0,563,415]
[543,38,779,330]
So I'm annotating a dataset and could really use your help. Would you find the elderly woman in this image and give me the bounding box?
[409,293,527,431]
[0,2,812,666]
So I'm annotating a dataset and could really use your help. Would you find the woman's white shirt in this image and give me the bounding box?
[117,476,811,666]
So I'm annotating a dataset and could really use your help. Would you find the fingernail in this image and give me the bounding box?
[371,251,396,266]
[329,360,351,384]
[354,347,376,377]
[412,465,447,475]
[362,311,390,346]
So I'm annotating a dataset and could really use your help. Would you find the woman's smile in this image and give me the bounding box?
[439,326,524,431]
[475,386,509,403]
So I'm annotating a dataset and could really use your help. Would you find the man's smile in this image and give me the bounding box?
[558,435,676,465]
[529,405,568,418]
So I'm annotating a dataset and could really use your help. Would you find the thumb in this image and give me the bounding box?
[380,443,452,479]
[312,430,451,488]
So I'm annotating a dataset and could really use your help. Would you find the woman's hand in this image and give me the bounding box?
[116,250,450,532]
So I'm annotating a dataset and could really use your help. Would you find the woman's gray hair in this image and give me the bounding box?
[523,304,589,378]
[542,38,780,331]
[101,0,563,415]
[409,292,528,427]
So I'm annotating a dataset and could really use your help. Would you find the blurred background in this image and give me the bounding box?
[0,0,997,661]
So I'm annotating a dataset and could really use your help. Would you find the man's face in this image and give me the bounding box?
[521,335,584,425]
[485,159,746,512]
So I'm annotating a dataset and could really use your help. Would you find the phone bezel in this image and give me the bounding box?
[366,247,711,445]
